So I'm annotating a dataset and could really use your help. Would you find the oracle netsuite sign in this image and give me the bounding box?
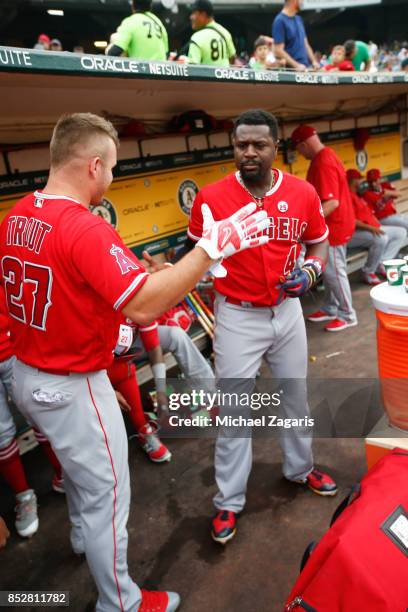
[303,0,381,8]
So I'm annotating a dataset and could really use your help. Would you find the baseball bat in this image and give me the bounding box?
[192,289,215,323]
[188,292,214,333]
[185,296,213,335]
[184,296,214,339]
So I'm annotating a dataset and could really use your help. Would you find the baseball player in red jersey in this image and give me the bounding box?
[188,109,337,545]
[291,125,357,332]
[109,318,171,463]
[346,169,406,284]
[0,113,268,611]
[363,168,408,233]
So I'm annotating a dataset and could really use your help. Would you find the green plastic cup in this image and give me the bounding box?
[383,259,406,286]
[401,265,408,293]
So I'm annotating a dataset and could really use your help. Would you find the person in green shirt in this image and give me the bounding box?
[106,0,168,61]
[344,39,371,72]
[187,0,236,67]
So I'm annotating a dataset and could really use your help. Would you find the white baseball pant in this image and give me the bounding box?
[347,225,406,275]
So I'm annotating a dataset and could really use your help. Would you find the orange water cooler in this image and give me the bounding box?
[366,284,408,468]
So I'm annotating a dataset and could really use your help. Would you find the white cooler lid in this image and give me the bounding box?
[370,282,408,316]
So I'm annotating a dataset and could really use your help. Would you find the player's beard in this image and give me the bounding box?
[240,162,265,184]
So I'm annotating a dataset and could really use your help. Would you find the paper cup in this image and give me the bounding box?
[401,265,408,293]
[383,259,406,286]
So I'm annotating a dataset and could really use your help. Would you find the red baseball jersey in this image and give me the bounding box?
[306,147,355,246]
[350,192,380,228]
[188,170,328,305]
[0,286,13,362]
[0,191,149,372]
[363,186,397,220]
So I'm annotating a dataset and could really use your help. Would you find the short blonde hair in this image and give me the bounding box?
[50,113,119,168]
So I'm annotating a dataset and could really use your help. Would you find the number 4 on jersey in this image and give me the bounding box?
[1,256,52,330]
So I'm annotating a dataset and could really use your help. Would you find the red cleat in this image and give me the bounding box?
[306,310,336,323]
[305,468,338,496]
[324,318,358,332]
[139,589,180,612]
[211,510,237,545]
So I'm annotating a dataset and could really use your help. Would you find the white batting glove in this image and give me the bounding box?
[196,202,270,278]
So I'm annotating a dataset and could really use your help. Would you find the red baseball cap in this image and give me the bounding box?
[367,168,381,181]
[346,169,363,181]
[38,33,51,44]
[291,125,317,146]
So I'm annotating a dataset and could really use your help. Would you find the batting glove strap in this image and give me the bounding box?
[303,256,325,278]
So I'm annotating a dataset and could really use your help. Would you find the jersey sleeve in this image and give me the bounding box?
[71,221,149,311]
[114,17,132,53]
[187,190,205,241]
[188,35,202,64]
[302,187,329,245]
[163,25,169,54]
[310,162,340,202]
[139,322,160,352]
[272,16,285,45]
[226,31,236,58]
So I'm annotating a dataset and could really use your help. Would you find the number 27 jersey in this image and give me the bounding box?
[0,192,149,372]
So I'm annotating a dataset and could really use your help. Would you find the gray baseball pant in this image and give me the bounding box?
[0,356,16,449]
[133,325,215,390]
[347,226,406,274]
[213,295,313,513]
[320,244,357,323]
[12,360,141,612]
[381,213,408,233]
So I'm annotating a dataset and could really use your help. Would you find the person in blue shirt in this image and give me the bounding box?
[272,0,319,71]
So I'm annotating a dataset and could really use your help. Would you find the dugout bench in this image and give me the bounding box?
[346,179,408,274]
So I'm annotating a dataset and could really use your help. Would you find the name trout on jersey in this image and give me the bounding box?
[6,215,52,254]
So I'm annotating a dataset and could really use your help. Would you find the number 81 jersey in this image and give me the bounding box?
[0,191,148,372]
[188,170,328,306]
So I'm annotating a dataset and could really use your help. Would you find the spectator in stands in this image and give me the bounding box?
[73,45,84,54]
[402,58,408,72]
[187,0,236,67]
[34,33,50,50]
[323,45,354,71]
[363,168,408,233]
[272,0,319,72]
[292,124,357,332]
[106,0,168,61]
[249,36,284,70]
[50,39,63,52]
[344,40,371,71]
[346,169,406,285]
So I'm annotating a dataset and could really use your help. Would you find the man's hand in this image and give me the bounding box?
[0,516,10,548]
[278,258,324,298]
[115,390,131,413]
[142,251,172,273]
[370,227,385,236]
[196,202,270,277]
[295,62,307,71]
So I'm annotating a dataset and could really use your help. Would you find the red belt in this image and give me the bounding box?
[225,297,274,308]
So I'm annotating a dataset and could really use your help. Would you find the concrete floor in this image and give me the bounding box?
[0,276,380,612]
